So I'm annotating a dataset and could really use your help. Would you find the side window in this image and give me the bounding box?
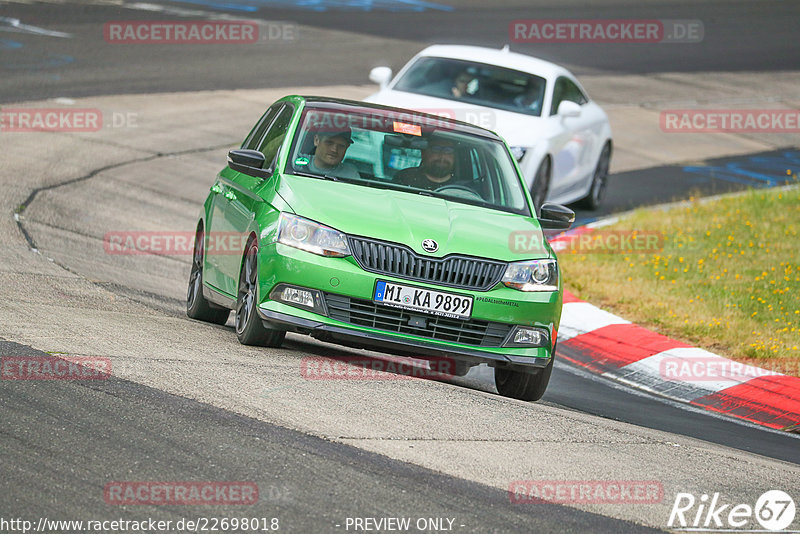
[549,78,566,116]
[468,147,481,181]
[563,78,588,105]
[467,146,493,202]
[242,105,279,150]
[258,105,294,169]
[550,77,588,115]
[483,149,504,205]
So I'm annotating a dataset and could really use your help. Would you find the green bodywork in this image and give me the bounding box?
[199,95,562,365]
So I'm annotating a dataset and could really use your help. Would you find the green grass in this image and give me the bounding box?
[561,185,800,376]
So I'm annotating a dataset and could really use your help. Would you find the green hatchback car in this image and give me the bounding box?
[187,96,573,401]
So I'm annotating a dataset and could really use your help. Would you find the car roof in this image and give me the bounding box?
[299,96,505,141]
[415,44,571,79]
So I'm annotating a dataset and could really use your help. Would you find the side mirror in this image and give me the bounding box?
[369,66,393,88]
[227,149,271,178]
[557,100,581,118]
[538,203,575,230]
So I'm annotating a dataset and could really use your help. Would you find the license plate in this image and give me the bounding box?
[373,281,473,320]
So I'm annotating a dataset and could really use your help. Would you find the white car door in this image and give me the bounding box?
[546,76,599,200]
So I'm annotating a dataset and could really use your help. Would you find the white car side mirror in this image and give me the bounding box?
[369,66,393,88]
[557,100,581,118]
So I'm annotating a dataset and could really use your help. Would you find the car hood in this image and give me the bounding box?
[277,175,549,261]
[365,89,550,147]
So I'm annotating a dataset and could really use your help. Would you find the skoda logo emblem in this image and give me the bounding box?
[421,239,438,253]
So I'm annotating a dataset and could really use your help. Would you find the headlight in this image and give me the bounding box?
[509,146,527,162]
[501,259,558,292]
[276,213,351,257]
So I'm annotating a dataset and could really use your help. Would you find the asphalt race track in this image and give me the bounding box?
[1,340,661,534]
[1,1,799,532]
[2,0,799,102]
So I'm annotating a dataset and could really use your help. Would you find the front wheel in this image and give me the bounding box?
[579,143,611,210]
[187,225,230,325]
[235,239,286,347]
[495,354,553,401]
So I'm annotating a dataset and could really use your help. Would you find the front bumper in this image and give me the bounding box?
[256,306,550,368]
[257,243,561,369]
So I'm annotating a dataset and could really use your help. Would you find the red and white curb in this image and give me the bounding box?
[551,227,800,433]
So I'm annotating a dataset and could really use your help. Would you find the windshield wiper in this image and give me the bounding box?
[290,170,343,182]
[306,171,339,182]
[416,189,502,212]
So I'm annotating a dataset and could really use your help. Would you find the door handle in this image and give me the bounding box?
[210,183,223,194]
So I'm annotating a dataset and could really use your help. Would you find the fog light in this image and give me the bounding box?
[503,326,549,347]
[268,284,327,316]
[514,328,542,345]
[281,287,314,308]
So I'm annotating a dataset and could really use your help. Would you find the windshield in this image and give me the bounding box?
[286,105,531,216]
[392,57,547,117]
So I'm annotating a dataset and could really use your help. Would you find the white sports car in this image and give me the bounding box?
[365,45,612,212]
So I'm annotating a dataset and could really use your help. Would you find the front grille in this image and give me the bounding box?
[325,293,512,347]
[348,236,506,291]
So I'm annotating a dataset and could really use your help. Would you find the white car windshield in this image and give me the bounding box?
[287,104,531,216]
[393,57,547,117]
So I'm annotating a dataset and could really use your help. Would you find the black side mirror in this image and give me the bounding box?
[227,149,271,178]
[538,203,575,230]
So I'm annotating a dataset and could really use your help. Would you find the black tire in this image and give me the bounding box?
[530,158,551,216]
[187,225,230,325]
[235,239,285,347]
[495,353,554,402]
[578,143,611,210]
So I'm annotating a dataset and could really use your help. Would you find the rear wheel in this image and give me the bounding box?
[186,225,230,325]
[235,239,285,347]
[495,353,554,402]
[530,158,551,216]
[578,143,611,210]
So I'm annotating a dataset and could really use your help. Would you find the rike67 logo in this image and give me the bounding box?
[668,490,796,532]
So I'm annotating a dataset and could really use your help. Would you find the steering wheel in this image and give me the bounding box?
[434,184,483,201]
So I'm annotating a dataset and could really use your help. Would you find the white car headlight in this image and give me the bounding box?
[276,213,351,257]
[501,259,558,292]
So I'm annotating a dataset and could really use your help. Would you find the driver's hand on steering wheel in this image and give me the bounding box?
[433,183,483,201]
